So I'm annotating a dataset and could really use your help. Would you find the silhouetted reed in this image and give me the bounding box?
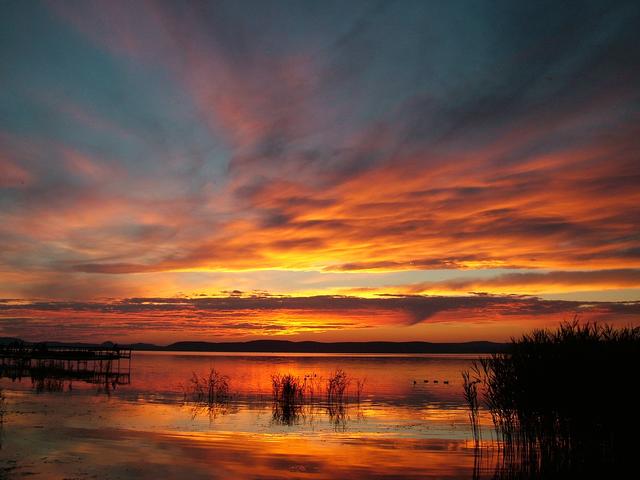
[185,368,230,406]
[327,399,348,430]
[270,373,307,425]
[462,368,481,445]
[181,368,232,420]
[327,368,350,404]
[270,370,365,427]
[464,321,640,477]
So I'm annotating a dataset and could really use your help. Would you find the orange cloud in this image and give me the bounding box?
[1,295,638,343]
[362,269,640,296]
[0,0,637,341]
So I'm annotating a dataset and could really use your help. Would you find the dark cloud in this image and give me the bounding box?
[2,294,638,325]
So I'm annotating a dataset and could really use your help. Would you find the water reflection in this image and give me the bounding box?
[0,351,486,437]
[1,352,494,479]
[0,345,130,395]
[267,369,366,430]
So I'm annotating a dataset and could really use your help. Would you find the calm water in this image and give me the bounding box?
[0,352,498,479]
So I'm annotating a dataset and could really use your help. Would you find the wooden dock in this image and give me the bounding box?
[0,344,131,361]
[0,343,132,389]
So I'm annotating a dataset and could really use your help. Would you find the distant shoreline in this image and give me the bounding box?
[0,337,507,354]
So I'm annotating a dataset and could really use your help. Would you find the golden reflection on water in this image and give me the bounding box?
[127,351,482,399]
[0,353,498,479]
[4,415,483,479]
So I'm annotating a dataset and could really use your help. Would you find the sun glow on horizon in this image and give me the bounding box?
[1,1,639,342]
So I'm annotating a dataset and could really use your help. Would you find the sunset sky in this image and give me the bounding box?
[1,0,639,343]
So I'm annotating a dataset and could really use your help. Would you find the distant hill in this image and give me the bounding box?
[1,337,507,354]
[158,340,507,353]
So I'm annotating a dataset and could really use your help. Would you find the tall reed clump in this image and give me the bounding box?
[271,373,305,425]
[270,370,365,427]
[327,368,350,404]
[467,321,640,477]
[326,369,352,430]
[186,368,230,406]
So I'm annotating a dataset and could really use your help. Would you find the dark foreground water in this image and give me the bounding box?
[0,352,499,479]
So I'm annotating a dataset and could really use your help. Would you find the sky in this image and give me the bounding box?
[1,0,639,344]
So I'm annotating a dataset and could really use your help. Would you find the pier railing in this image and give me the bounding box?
[0,344,131,361]
[0,343,131,389]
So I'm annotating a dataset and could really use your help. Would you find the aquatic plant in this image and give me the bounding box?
[327,398,348,431]
[302,373,323,402]
[326,368,350,404]
[271,373,306,425]
[270,370,365,427]
[465,320,640,477]
[271,373,304,403]
[461,368,481,445]
[186,368,230,406]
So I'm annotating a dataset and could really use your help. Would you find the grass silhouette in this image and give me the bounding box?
[270,370,365,427]
[464,321,639,477]
[185,368,230,406]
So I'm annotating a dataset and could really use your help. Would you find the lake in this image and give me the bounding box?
[0,352,498,479]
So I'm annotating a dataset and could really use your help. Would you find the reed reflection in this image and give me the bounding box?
[181,368,239,421]
[269,369,366,430]
[1,352,490,479]
[180,368,368,430]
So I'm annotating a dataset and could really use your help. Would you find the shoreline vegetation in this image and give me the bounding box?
[463,321,639,477]
[3,323,638,477]
[0,338,506,354]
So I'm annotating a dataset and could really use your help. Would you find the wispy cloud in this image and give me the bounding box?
[0,1,639,339]
[28,1,638,277]
[364,269,640,296]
